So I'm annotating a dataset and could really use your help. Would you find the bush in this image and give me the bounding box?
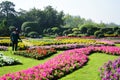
[115,29,120,35]
[28,31,39,38]
[21,22,38,31]
[9,26,16,32]
[97,34,104,38]
[99,58,120,80]
[94,30,103,38]
[106,31,114,34]
[14,47,56,59]
[0,53,21,67]
[67,33,76,37]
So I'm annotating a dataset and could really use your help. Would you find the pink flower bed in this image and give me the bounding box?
[93,46,120,55]
[0,48,88,80]
[1,46,120,80]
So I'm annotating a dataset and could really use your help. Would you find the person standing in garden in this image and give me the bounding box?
[10,28,22,51]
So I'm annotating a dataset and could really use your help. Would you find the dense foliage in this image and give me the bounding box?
[0,1,120,37]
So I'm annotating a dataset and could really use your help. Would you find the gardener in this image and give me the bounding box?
[10,28,22,51]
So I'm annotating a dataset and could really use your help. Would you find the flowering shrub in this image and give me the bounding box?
[99,58,120,80]
[18,42,27,50]
[0,39,10,46]
[112,40,120,44]
[93,46,120,55]
[96,39,115,46]
[56,36,80,39]
[24,38,113,47]
[1,46,120,79]
[56,36,95,39]
[0,47,88,80]
[0,46,8,51]
[14,47,56,59]
[29,44,86,50]
[0,53,21,67]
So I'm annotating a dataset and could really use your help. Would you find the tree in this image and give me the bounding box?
[0,1,16,26]
[0,1,16,17]
[0,19,9,36]
[63,14,85,28]
[43,6,64,28]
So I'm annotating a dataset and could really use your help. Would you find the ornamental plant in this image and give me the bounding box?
[24,38,113,46]
[14,47,56,59]
[0,39,10,46]
[0,46,8,51]
[0,47,88,80]
[0,53,21,67]
[29,44,85,50]
[99,58,120,80]
[1,46,120,79]
[93,46,120,55]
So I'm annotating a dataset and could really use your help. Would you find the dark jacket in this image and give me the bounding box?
[10,31,21,43]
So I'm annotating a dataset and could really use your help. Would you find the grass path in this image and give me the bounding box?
[0,50,62,76]
[59,53,119,80]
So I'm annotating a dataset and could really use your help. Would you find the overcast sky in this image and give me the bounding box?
[1,0,120,24]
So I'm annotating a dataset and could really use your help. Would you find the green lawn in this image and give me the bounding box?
[115,44,120,47]
[0,50,62,76]
[59,53,119,80]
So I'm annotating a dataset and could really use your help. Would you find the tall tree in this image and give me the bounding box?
[0,1,16,17]
[0,1,16,27]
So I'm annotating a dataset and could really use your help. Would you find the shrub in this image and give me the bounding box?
[106,31,114,34]
[94,30,103,38]
[97,34,104,38]
[0,53,21,67]
[67,33,76,37]
[115,29,120,36]
[99,58,120,80]
[0,46,8,51]
[21,22,39,32]
[14,47,56,59]
[28,31,39,38]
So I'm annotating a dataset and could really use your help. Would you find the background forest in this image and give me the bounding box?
[0,1,120,38]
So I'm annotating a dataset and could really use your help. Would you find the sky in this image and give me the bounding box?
[0,0,120,25]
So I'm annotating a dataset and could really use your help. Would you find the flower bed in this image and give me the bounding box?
[0,47,88,80]
[93,46,120,55]
[14,47,57,60]
[0,53,21,67]
[0,46,8,51]
[96,39,115,46]
[0,39,26,50]
[1,46,120,79]
[56,36,95,39]
[29,44,86,50]
[99,58,120,80]
[25,38,114,46]
[0,39,10,46]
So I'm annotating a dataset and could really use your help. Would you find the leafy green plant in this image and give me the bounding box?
[0,53,21,67]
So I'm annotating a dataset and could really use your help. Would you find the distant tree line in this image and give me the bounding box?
[0,1,120,38]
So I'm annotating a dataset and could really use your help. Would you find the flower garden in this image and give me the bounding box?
[0,37,120,80]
